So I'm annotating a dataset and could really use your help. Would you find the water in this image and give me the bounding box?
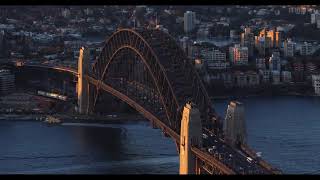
[0,96,320,174]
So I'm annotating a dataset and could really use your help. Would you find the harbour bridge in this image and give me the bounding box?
[14,28,281,174]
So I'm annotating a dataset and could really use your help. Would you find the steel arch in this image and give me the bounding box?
[90,28,217,135]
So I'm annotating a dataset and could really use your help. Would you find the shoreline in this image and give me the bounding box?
[0,113,146,124]
[211,92,320,101]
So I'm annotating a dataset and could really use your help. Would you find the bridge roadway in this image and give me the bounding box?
[87,76,273,174]
[16,63,278,174]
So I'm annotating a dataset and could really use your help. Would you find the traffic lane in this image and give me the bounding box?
[204,135,269,174]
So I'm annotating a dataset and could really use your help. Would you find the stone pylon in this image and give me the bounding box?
[77,47,90,115]
[179,102,202,174]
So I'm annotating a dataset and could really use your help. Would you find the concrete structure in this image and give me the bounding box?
[234,71,247,88]
[269,51,281,71]
[271,70,281,84]
[247,71,260,87]
[284,39,295,57]
[257,28,281,49]
[312,74,320,95]
[224,101,247,147]
[77,47,90,114]
[184,11,196,33]
[229,44,248,66]
[180,102,202,174]
[256,57,266,70]
[259,69,270,83]
[201,48,227,70]
[281,71,292,83]
[311,11,320,24]
[317,19,320,29]
[301,42,312,56]
[0,69,15,95]
[240,27,255,57]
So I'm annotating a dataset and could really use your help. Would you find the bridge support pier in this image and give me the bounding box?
[179,102,202,175]
[77,47,90,115]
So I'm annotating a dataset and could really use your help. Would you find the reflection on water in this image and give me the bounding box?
[0,96,320,174]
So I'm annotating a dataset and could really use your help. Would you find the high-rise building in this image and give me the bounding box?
[229,44,248,66]
[311,11,320,24]
[284,39,296,57]
[301,41,312,56]
[184,11,196,33]
[240,27,255,57]
[269,51,281,71]
[247,71,260,87]
[224,101,247,147]
[312,74,320,95]
[0,69,15,95]
[255,28,281,53]
[256,57,266,70]
[201,47,227,70]
[259,69,271,83]
[255,36,268,56]
[281,71,292,83]
[272,70,281,84]
[234,71,247,87]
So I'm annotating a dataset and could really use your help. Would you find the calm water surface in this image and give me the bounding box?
[0,96,320,174]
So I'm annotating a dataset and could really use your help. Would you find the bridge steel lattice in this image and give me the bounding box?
[89,28,222,140]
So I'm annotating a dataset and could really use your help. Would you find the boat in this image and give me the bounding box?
[44,115,62,124]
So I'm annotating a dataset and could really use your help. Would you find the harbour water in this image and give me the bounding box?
[1,96,320,174]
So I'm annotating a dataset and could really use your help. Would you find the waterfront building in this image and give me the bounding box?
[234,71,247,87]
[272,70,281,84]
[281,71,292,83]
[247,71,260,87]
[184,11,196,33]
[312,74,320,95]
[224,101,247,147]
[0,69,15,95]
[222,72,233,88]
[259,69,270,83]
[292,61,305,82]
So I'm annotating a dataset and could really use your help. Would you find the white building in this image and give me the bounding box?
[284,39,295,57]
[281,71,292,83]
[311,11,320,24]
[272,70,281,84]
[184,11,196,33]
[229,44,248,66]
[312,74,320,95]
[224,101,247,147]
[61,8,71,18]
[201,48,227,70]
[317,19,320,29]
[301,41,312,56]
